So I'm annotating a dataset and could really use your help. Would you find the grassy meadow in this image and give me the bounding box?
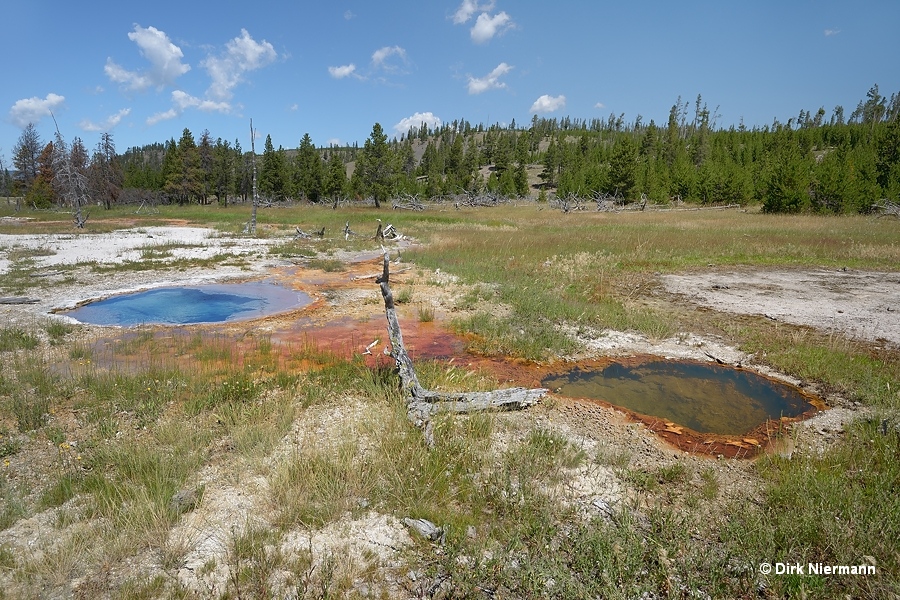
[0,200,898,598]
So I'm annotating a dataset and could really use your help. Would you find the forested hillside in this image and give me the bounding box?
[6,85,900,214]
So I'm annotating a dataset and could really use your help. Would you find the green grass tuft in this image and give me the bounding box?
[0,327,38,352]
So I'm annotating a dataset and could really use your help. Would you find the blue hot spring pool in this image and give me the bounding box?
[64,283,311,326]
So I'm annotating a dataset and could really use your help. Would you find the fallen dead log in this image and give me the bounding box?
[0,297,40,304]
[352,266,412,281]
[375,250,545,442]
[392,193,426,211]
[646,203,741,213]
[293,226,325,239]
[873,199,900,218]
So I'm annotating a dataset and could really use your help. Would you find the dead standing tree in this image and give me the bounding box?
[374,250,546,443]
[246,118,259,235]
[50,115,89,228]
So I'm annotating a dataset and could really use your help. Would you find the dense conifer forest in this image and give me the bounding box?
[6,85,900,214]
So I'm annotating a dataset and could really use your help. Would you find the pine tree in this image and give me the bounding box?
[259,135,289,201]
[13,123,43,200]
[539,137,560,187]
[608,137,638,199]
[513,161,529,197]
[875,119,900,199]
[762,131,809,213]
[27,142,56,209]
[212,138,234,206]
[493,133,511,176]
[359,123,393,208]
[198,130,214,204]
[294,133,324,201]
[324,152,348,200]
[164,129,203,204]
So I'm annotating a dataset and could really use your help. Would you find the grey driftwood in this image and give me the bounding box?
[374,250,546,443]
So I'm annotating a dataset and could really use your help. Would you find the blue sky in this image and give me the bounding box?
[1,0,898,159]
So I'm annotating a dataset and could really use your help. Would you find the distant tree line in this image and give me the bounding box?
[6,85,899,214]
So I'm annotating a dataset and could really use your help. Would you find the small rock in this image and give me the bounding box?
[591,497,616,519]
[169,489,198,515]
[403,517,444,542]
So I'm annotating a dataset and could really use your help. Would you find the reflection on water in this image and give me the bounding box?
[542,360,813,435]
[65,283,311,326]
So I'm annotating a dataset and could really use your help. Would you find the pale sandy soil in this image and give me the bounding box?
[662,268,900,347]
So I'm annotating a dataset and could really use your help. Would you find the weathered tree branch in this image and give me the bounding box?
[375,251,546,439]
[0,297,40,305]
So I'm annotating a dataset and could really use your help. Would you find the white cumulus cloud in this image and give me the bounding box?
[530,94,566,113]
[9,93,66,128]
[467,62,512,94]
[371,46,408,72]
[79,108,131,132]
[453,0,495,24]
[146,108,178,126]
[470,11,512,43]
[328,64,357,79]
[394,111,442,135]
[203,29,277,101]
[594,102,606,109]
[146,90,230,127]
[105,25,190,91]
[824,28,841,36]
[171,90,231,113]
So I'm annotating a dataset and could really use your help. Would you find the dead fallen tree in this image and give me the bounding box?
[293,226,325,239]
[549,192,587,213]
[391,193,425,211]
[594,191,625,212]
[375,250,545,443]
[453,191,511,209]
[0,297,40,305]
[645,203,741,213]
[873,199,900,218]
[373,220,406,242]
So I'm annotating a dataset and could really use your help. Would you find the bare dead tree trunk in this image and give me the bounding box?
[375,251,546,443]
[50,113,89,228]
[248,118,258,236]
